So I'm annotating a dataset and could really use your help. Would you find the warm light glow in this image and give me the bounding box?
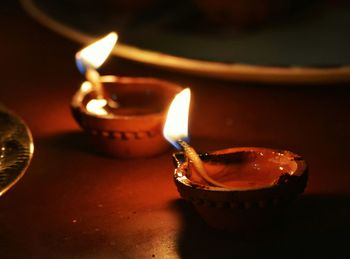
[163,88,191,148]
[80,81,93,92]
[76,32,118,71]
[163,88,225,187]
[86,98,108,116]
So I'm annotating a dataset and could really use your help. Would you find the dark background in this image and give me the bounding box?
[1,1,350,258]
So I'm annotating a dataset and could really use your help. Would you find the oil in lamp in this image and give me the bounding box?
[71,32,182,158]
[164,89,308,231]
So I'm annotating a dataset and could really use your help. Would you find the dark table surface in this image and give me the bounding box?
[1,1,350,258]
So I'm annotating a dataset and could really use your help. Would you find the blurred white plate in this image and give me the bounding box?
[21,0,350,84]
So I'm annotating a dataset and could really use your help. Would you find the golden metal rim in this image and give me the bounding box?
[0,105,34,196]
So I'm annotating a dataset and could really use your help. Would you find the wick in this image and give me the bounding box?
[85,69,120,111]
[177,140,229,188]
[86,68,103,99]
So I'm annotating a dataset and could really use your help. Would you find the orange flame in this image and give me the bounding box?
[163,88,191,148]
[76,32,118,69]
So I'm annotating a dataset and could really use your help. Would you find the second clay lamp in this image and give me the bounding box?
[71,32,182,158]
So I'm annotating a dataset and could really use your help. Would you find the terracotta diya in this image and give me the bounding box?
[173,147,308,231]
[71,76,182,158]
[71,32,182,158]
[164,89,308,231]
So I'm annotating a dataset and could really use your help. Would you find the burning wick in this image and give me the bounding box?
[163,88,228,188]
[75,32,118,100]
[176,139,229,188]
[85,69,102,98]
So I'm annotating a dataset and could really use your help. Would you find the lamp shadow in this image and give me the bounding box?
[172,195,350,258]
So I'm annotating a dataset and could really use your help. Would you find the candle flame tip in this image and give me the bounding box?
[163,88,191,147]
[75,31,118,73]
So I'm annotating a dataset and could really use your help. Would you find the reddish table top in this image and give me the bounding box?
[1,2,350,258]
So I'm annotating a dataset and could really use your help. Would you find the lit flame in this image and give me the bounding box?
[163,88,191,149]
[75,32,118,73]
[86,99,108,116]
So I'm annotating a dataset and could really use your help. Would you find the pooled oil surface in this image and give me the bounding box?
[188,150,298,189]
[82,80,177,116]
[104,89,166,116]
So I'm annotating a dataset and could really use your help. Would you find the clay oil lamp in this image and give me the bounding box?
[71,32,182,158]
[164,89,308,231]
